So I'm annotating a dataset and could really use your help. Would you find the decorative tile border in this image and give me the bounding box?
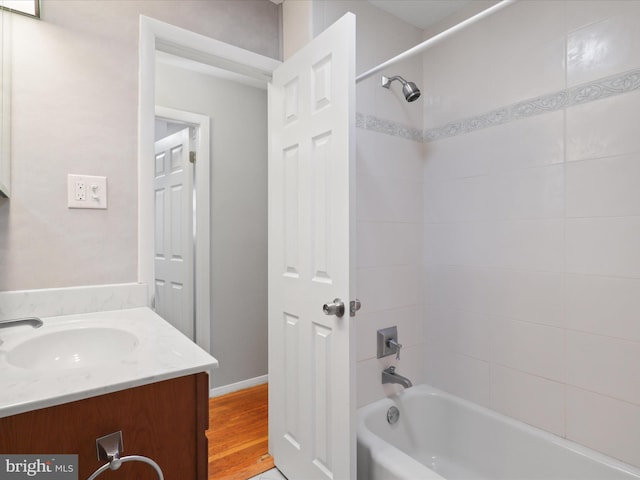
[357,112,423,142]
[357,68,640,143]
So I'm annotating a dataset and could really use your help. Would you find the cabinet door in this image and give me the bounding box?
[0,373,209,480]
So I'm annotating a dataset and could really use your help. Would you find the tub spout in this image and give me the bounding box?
[382,366,412,388]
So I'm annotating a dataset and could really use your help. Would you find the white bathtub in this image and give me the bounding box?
[357,384,640,480]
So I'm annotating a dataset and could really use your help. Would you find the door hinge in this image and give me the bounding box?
[189,151,196,164]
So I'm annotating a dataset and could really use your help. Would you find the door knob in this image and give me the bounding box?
[323,298,345,318]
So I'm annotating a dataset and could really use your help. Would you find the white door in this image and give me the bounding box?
[153,128,195,340]
[268,13,356,480]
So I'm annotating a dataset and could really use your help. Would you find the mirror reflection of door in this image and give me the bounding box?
[153,125,195,340]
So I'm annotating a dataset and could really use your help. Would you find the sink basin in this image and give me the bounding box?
[6,327,139,370]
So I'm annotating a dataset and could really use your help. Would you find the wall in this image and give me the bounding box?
[155,63,268,388]
[0,0,280,291]
[422,0,640,468]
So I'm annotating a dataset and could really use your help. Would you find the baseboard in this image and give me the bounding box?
[209,374,268,398]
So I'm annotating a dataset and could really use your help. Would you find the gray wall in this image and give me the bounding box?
[156,63,268,388]
[0,0,280,291]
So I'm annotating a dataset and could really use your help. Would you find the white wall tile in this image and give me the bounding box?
[357,221,422,268]
[435,266,492,315]
[356,265,423,314]
[487,111,565,173]
[488,269,564,328]
[567,331,640,405]
[488,164,565,220]
[491,317,565,382]
[423,180,443,224]
[421,22,494,128]
[492,365,565,437]
[566,386,640,467]
[566,91,640,162]
[423,343,446,389]
[432,175,492,223]
[489,37,566,110]
[567,14,640,86]
[423,304,449,349]
[486,0,566,61]
[423,128,494,180]
[357,129,425,181]
[566,217,640,278]
[566,0,640,32]
[357,174,423,223]
[422,224,441,267]
[442,353,492,408]
[487,220,564,272]
[441,308,491,361]
[431,222,493,268]
[566,153,640,217]
[565,274,640,341]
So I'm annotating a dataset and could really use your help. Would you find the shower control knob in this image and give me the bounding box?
[323,298,345,318]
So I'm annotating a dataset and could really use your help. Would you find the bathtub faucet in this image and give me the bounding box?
[382,366,412,388]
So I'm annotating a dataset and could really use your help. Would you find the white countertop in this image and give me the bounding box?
[0,307,218,418]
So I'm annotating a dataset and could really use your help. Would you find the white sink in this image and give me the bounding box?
[7,327,139,370]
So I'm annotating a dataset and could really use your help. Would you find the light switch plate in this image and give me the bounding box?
[67,174,107,209]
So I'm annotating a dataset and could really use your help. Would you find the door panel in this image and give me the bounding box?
[154,128,194,340]
[268,13,356,480]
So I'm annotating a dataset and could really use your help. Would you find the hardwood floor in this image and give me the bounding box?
[207,383,274,480]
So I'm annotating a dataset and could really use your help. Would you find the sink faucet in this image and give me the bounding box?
[0,317,44,329]
[0,317,44,346]
[382,366,412,388]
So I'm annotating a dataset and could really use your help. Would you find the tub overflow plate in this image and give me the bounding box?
[387,406,400,424]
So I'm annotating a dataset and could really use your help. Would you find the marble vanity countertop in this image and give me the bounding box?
[0,307,218,418]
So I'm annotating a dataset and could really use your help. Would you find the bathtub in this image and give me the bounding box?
[357,384,640,480]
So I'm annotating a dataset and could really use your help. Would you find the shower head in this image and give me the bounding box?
[381,75,421,102]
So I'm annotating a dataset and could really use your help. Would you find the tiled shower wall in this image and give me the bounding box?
[317,0,428,408]
[421,0,640,468]
[355,127,426,407]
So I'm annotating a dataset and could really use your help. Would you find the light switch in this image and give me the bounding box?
[67,174,107,209]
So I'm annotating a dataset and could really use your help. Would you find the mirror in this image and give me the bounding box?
[0,2,40,198]
[0,5,9,198]
[138,17,279,377]
[0,1,279,297]
[0,1,39,18]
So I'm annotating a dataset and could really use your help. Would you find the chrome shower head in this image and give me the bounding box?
[381,75,421,102]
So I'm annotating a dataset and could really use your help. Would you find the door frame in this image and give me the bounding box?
[155,107,210,351]
[137,16,281,347]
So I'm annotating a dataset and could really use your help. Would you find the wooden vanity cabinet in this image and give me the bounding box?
[0,372,209,480]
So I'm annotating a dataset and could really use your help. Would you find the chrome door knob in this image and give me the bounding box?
[323,298,345,318]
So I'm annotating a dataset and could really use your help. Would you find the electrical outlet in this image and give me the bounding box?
[75,181,86,201]
[68,174,107,209]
